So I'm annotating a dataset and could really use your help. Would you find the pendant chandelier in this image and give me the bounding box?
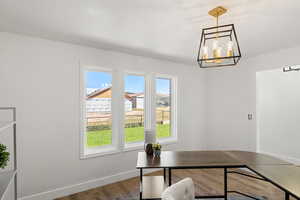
[197,6,241,68]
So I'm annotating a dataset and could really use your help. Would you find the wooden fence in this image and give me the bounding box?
[86,110,170,131]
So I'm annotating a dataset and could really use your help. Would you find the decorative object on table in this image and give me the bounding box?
[152,143,161,157]
[197,6,241,68]
[144,129,156,156]
[0,143,10,169]
[145,144,154,156]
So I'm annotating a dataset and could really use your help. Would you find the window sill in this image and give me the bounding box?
[124,142,145,152]
[80,138,178,159]
[157,137,178,146]
[123,138,178,152]
[80,146,120,159]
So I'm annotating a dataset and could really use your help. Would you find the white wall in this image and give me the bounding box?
[0,32,206,199]
[257,68,300,163]
[205,46,300,154]
[5,29,300,199]
[205,65,257,151]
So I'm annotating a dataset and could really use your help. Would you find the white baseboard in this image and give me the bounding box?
[19,168,160,200]
[258,151,300,165]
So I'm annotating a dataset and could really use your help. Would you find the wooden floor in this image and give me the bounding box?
[57,169,297,200]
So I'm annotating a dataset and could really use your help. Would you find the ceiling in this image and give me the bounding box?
[0,0,300,64]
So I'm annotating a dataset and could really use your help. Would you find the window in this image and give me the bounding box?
[124,74,145,144]
[156,77,172,139]
[82,69,117,157]
[81,67,177,158]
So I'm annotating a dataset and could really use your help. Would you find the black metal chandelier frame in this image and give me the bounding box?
[197,6,242,68]
[197,24,242,68]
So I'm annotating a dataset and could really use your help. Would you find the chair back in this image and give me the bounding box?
[161,178,195,200]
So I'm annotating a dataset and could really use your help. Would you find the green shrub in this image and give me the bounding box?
[87,125,111,131]
[0,144,9,169]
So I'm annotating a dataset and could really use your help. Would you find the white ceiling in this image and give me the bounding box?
[0,0,300,64]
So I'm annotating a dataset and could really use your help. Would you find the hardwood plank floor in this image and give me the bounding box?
[57,169,297,200]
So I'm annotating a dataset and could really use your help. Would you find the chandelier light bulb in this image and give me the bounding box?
[217,47,222,57]
[202,46,208,59]
[214,47,222,63]
[212,40,219,58]
[227,41,234,57]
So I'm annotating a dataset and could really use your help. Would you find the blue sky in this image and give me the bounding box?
[86,71,170,94]
[156,78,170,94]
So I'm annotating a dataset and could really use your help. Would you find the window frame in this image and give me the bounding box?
[80,66,120,159]
[154,74,178,144]
[80,66,178,159]
[123,71,149,150]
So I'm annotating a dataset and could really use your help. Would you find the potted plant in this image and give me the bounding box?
[0,143,10,169]
[152,143,162,157]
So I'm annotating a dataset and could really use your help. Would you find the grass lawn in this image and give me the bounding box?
[86,124,170,147]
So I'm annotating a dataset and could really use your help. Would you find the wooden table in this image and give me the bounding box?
[136,151,300,200]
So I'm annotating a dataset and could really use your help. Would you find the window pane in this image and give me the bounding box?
[124,75,145,143]
[85,71,112,148]
[156,78,171,138]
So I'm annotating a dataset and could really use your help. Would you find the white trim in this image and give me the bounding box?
[79,67,178,159]
[124,70,146,77]
[112,69,122,150]
[118,70,125,151]
[255,72,261,153]
[258,151,300,165]
[79,65,115,159]
[19,169,161,200]
[158,138,178,146]
[155,73,176,80]
[171,76,178,142]
[147,73,155,134]
[79,64,85,159]
[123,142,144,152]
[81,65,114,73]
[155,74,178,143]
[123,72,147,145]
[82,146,120,159]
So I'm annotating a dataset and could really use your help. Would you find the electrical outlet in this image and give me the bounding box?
[248,114,253,120]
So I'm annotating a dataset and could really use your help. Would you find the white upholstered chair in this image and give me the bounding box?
[161,178,195,200]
